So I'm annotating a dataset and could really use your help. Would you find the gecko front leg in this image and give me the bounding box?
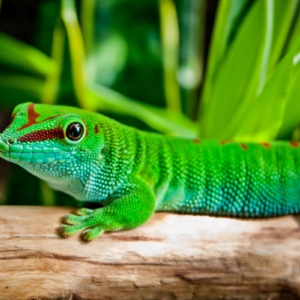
[59,177,156,241]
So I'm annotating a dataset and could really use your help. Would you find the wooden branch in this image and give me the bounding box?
[1,206,300,299]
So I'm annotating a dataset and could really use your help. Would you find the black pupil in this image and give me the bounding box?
[67,123,84,141]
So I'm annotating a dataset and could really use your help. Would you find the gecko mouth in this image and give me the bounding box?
[2,151,72,165]
[0,140,74,164]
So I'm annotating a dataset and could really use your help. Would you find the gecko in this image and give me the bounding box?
[0,102,300,241]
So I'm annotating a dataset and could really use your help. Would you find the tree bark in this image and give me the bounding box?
[0,206,300,300]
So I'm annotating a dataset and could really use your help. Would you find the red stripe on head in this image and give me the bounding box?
[18,128,64,143]
[18,103,40,131]
[17,103,62,131]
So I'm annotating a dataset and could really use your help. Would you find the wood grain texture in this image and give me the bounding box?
[1,206,300,300]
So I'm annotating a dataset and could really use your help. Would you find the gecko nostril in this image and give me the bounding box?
[8,139,14,145]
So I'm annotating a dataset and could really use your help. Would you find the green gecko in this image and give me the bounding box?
[0,102,300,241]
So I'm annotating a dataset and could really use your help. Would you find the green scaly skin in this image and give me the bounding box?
[1,102,300,241]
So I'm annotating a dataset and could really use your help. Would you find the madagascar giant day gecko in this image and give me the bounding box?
[0,102,300,241]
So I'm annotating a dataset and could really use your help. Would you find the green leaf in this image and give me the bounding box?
[267,0,299,73]
[61,0,86,106]
[277,43,300,139]
[41,21,66,105]
[86,84,197,137]
[204,0,251,81]
[199,0,273,139]
[80,0,96,54]
[199,0,251,124]
[283,1,300,50]
[85,34,128,87]
[0,75,44,106]
[233,33,300,141]
[159,0,181,113]
[0,33,55,77]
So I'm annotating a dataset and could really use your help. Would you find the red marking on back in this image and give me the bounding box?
[261,142,270,148]
[191,139,200,144]
[240,143,248,150]
[290,141,299,148]
[220,140,231,145]
[18,128,63,143]
[94,124,99,134]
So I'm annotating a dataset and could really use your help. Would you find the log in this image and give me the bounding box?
[1,206,300,300]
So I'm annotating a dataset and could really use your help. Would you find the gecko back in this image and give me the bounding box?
[137,134,300,217]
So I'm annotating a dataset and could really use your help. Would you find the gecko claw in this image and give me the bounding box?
[76,208,94,216]
[58,224,86,237]
[82,226,104,241]
[59,208,103,240]
[63,213,88,225]
[58,224,73,238]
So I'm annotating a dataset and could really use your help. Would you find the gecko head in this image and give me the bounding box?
[0,102,106,180]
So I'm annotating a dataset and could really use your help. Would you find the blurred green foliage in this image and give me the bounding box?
[199,0,300,141]
[1,0,300,205]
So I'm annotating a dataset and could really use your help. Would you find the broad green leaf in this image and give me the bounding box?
[277,46,300,139]
[0,33,55,77]
[86,84,197,137]
[199,0,251,123]
[267,0,299,73]
[223,0,274,137]
[204,0,251,80]
[284,2,300,50]
[233,33,300,141]
[199,0,273,139]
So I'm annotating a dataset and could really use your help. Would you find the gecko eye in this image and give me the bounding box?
[66,122,84,141]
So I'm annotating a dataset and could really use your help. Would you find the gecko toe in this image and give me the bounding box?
[58,224,86,237]
[63,213,88,225]
[76,208,94,216]
[82,226,104,241]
